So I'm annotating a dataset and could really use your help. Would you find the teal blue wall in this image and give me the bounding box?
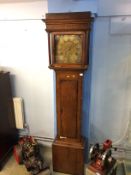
[48,0,97,143]
[48,0,131,149]
[48,0,97,13]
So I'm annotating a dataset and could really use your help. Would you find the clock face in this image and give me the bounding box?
[54,34,83,64]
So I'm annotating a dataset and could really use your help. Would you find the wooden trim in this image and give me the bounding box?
[43,12,93,32]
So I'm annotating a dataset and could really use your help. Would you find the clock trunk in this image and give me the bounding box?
[56,71,83,139]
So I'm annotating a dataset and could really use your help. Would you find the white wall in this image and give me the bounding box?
[0,0,46,20]
[110,16,131,35]
[0,1,56,139]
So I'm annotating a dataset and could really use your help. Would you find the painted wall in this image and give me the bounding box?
[1,0,131,147]
[48,0,97,141]
[0,0,56,140]
[0,0,46,20]
[48,0,131,146]
[90,1,131,145]
[90,17,131,144]
[98,0,131,16]
[48,0,97,13]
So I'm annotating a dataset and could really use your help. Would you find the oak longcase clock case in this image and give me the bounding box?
[44,12,93,175]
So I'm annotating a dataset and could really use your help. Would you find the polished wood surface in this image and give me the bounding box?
[43,12,93,70]
[0,72,18,170]
[44,12,92,32]
[44,12,93,175]
[56,71,83,139]
[53,138,84,175]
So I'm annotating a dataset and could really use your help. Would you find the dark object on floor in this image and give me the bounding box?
[0,72,18,170]
[14,136,49,175]
[87,139,117,175]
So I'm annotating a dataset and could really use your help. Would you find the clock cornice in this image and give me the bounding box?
[43,11,93,32]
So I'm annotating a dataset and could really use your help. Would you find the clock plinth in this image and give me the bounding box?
[53,138,85,175]
[44,12,93,175]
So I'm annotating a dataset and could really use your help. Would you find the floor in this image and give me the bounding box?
[0,146,128,175]
[0,146,69,175]
[123,159,131,175]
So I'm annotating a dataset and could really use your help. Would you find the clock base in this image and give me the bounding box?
[52,138,85,175]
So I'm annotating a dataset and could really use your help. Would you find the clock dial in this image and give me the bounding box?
[54,34,83,64]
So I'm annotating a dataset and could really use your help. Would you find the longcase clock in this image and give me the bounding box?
[44,12,93,175]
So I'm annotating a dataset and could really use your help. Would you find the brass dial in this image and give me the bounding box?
[55,34,83,64]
